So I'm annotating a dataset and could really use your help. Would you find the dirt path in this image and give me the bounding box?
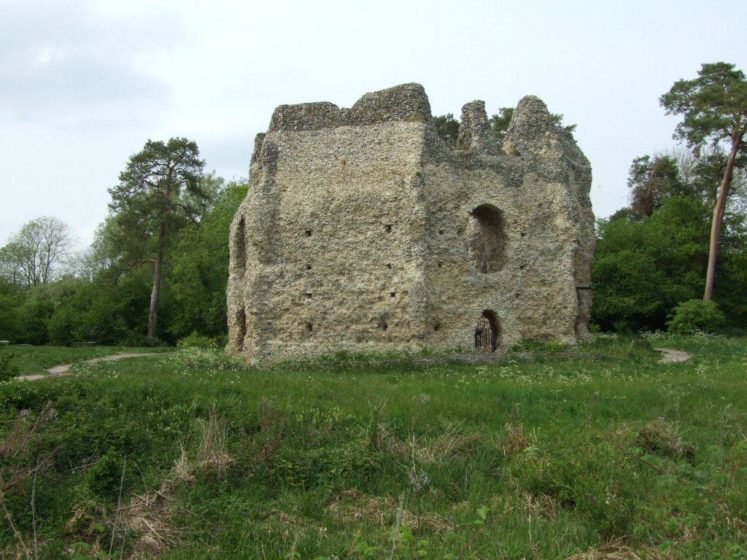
[17,352,166,381]
[655,347,692,364]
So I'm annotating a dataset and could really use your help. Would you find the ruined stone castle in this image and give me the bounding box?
[226,83,594,360]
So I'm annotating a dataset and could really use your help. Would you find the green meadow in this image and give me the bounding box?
[1,334,745,559]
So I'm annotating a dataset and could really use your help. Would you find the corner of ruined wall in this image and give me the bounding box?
[504,95,595,343]
[227,83,436,360]
[503,96,591,187]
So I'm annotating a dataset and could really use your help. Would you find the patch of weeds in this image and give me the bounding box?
[0,347,19,381]
[171,347,247,371]
[498,422,531,458]
[584,333,658,361]
[566,538,644,559]
[195,405,232,476]
[510,438,642,537]
[64,499,108,550]
[86,451,125,499]
[177,332,220,349]
[635,418,694,461]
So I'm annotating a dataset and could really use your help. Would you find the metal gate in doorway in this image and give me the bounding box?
[474,317,493,352]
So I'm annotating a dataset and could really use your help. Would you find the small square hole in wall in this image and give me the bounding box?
[385,224,392,233]
[434,322,441,332]
[390,291,396,298]
[520,232,526,237]
[378,319,388,331]
[305,322,313,333]
[304,292,313,299]
[305,229,312,237]
[306,264,312,271]
[437,261,443,268]
[386,263,392,269]
[519,264,525,270]
[438,229,445,235]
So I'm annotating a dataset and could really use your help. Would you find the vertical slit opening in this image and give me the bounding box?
[234,217,246,275]
[237,308,247,351]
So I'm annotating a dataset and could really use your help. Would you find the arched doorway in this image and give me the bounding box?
[474,310,499,352]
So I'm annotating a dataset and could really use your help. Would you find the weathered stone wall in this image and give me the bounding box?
[227,83,594,361]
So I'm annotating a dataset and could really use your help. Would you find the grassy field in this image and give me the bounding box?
[8,345,170,376]
[0,334,745,559]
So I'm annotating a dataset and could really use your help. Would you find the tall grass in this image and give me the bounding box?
[0,334,744,558]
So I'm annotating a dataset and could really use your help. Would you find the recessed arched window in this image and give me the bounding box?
[466,205,506,274]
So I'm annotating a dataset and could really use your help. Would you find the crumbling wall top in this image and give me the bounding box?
[268,83,432,132]
[503,95,591,185]
[348,82,431,125]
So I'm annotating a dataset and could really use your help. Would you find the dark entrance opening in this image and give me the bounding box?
[474,310,499,352]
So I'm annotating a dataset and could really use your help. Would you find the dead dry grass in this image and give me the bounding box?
[370,423,483,465]
[113,408,232,558]
[566,539,642,560]
[325,489,453,534]
[636,417,694,460]
[195,405,233,476]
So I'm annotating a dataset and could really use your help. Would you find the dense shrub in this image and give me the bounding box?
[86,451,126,498]
[667,299,726,334]
[0,294,22,342]
[177,331,218,348]
[593,196,747,332]
[162,181,247,342]
[47,282,132,345]
[0,347,18,381]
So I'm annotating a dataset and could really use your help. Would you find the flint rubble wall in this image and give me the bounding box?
[227,83,594,361]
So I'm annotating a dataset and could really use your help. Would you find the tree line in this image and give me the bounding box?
[0,139,246,346]
[0,62,745,345]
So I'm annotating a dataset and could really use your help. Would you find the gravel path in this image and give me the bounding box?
[17,352,166,381]
[656,347,692,363]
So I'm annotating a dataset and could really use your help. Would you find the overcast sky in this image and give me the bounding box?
[1,0,746,248]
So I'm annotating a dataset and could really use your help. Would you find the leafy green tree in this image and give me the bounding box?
[108,138,206,338]
[0,216,73,287]
[661,62,747,300]
[432,114,460,147]
[162,178,247,341]
[489,108,513,146]
[0,293,22,341]
[17,293,55,344]
[47,280,131,345]
[592,197,711,331]
[688,148,747,212]
[627,155,688,217]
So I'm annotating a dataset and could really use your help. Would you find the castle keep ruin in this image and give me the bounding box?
[227,84,594,360]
